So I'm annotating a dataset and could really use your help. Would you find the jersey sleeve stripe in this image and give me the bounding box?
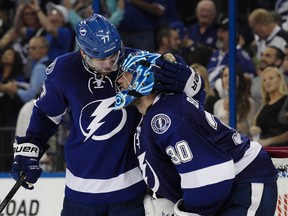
[179,160,235,189]
[234,141,262,175]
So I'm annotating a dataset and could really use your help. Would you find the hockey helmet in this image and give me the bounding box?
[114,51,161,110]
[75,14,124,61]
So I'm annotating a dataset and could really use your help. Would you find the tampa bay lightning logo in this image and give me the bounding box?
[79,27,87,36]
[46,59,57,75]
[79,97,127,142]
[138,152,160,192]
[151,114,171,134]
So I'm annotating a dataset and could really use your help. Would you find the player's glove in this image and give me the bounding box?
[174,199,201,216]
[10,136,49,190]
[152,53,204,101]
[143,194,174,216]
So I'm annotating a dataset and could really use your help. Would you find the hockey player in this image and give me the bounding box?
[10,14,203,216]
[114,51,279,216]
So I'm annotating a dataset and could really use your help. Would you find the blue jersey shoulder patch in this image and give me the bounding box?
[151,113,171,134]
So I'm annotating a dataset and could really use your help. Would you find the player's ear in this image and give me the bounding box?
[80,49,86,59]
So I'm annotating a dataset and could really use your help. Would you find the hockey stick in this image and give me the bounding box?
[0,173,25,213]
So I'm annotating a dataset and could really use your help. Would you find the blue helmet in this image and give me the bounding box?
[114,51,161,110]
[75,14,123,59]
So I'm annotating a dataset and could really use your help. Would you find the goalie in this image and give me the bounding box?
[114,51,278,216]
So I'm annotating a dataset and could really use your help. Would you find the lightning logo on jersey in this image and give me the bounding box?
[135,120,160,192]
[138,152,160,192]
[151,114,171,134]
[79,97,127,142]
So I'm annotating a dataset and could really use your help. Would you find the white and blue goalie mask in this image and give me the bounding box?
[114,51,161,110]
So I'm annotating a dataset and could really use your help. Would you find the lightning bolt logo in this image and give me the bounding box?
[151,114,171,134]
[138,152,160,192]
[79,97,127,141]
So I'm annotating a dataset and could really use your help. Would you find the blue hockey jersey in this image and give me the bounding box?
[134,93,278,215]
[26,51,147,204]
[207,48,256,87]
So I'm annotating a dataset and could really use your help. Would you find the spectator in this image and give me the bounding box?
[248,8,288,60]
[0,47,25,172]
[250,66,288,146]
[206,18,256,97]
[157,0,179,26]
[101,0,125,27]
[187,0,218,49]
[282,44,288,77]
[278,95,288,125]
[2,36,49,104]
[0,1,46,79]
[274,0,288,31]
[12,1,43,65]
[62,0,93,51]
[29,0,75,60]
[191,63,219,114]
[0,47,25,127]
[213,66,257,137]
[0,0,16,28]
[170,20,213,66]
[0,47,26,172]
[118,0,165,51]
[155,26,181,55]
[251,45,285,108]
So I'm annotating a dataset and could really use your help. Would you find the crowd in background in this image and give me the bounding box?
[0,0,288,172]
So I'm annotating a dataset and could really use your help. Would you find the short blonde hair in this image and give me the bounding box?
[249,8,274,25]
[261,66,288,104]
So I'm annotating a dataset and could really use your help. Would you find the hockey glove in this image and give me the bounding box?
[174,199,201,216]
[152,53,203,99]
[143,194,174,216]
[10,136,49,190]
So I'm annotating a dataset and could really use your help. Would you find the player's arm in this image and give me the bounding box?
[152,53,206,104]
[160,113,235,215]
[11,61,68,189]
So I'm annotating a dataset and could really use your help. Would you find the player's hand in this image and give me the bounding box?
[10,137,48,190]
[152,52,205,104]
[152,53,190,93]
[143,194,174,216]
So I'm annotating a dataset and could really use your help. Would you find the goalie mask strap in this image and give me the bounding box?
[128,90,144,97]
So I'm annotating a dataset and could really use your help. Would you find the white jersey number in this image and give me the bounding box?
[166,141,193,165]
[204,111,242,145]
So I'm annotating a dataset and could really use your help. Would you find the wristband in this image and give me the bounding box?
[13,142,40,158]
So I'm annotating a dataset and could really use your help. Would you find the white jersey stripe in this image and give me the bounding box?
[65,167,143,193]
[247,183,264,216]
[234,141,262,175]
[180,160,235,189]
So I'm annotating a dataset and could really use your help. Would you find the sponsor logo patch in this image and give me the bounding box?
[151,114,171,134]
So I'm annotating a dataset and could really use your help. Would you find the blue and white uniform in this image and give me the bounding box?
[135,93,278,215]
[26,50,147,205]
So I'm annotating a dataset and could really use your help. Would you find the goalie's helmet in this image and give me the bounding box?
[75,14,124,60]
[114,51,161,110]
